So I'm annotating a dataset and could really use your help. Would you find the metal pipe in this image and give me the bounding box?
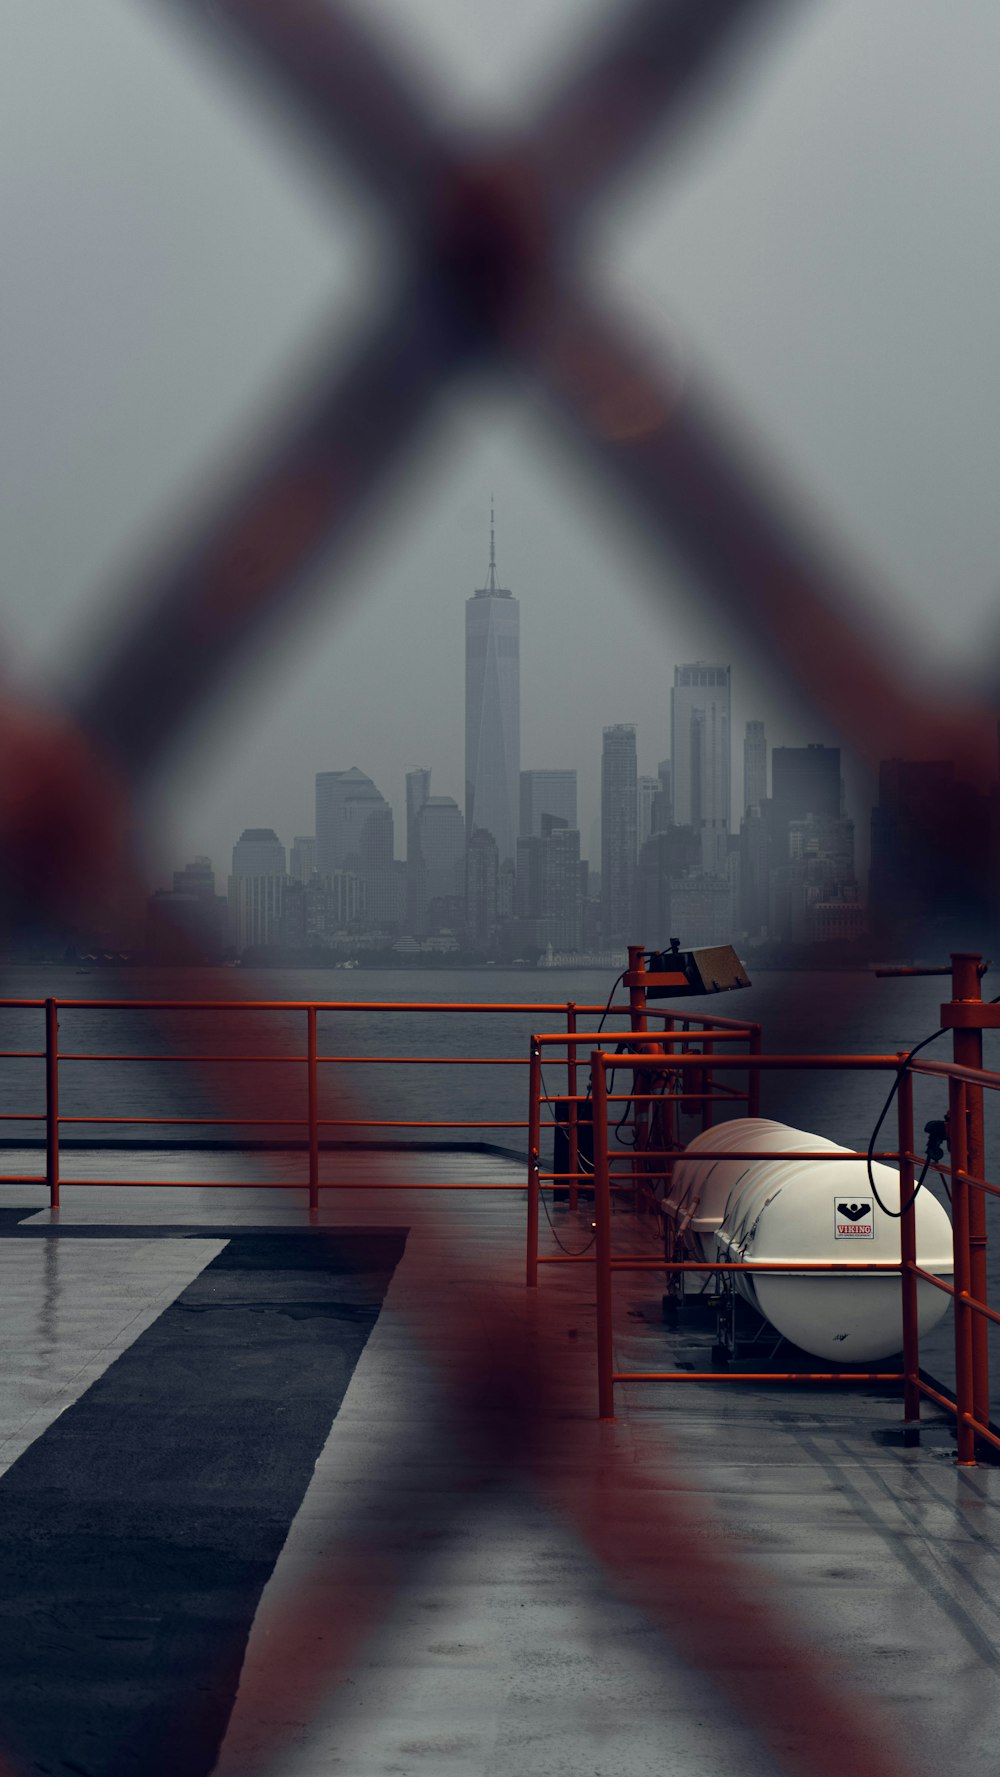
[592,1055,614,1419]
[948,1076,977,1465]
[44,998,59,1212]
[566,1002,579,1214]
[950,952,990,1431]
[307,1006,319,1213]
[526,1039,542,1287]
[896,1063,920,1425]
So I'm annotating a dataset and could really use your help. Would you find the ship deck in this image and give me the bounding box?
[1,1145,999,1776]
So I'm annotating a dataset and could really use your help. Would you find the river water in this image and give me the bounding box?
[1,961,998,1405]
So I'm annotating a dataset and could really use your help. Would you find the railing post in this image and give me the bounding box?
[566,1003,579,1213]
[526,1038,541,1286]
[747,1023,761,1119]
[307,1006,319,1213]
[896,1059,920,1428]
[949,1076,977,1466]
[627,944,650,1175]
[44,998,59,1212]
[950,952,989,1432]
[700,1033,715,1133]
[593,1054,615,1419]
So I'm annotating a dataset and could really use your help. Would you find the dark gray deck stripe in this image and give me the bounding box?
[0,1224,406,1777]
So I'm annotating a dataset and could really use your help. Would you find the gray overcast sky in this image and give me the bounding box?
[2,1,1000,883]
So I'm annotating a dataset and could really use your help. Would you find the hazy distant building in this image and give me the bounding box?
[172,856,216,898]
[651,759,673,835]
[744,721,767,812]
[148,858,225,962]
[516,826,583,951]
[637,776,659,853]
[637,826,700,940]
[465,511,520,869]
[280,870,365,947]
[771,744,840,828]
[466,827,499,952]
[289,836,317,884]
[405,768,432,930]
[519,770,576,839]
[227,828,286,951]
[671,664,731,874]
[601,725,637,944]
[414,796,465,930]
[869,758,994,946]
[315,768,396,930]
[231,829,286,879]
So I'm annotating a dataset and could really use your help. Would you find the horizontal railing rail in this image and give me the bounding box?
[0,994,685,1211]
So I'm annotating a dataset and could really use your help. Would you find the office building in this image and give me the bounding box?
[289,836,317,884]
[465,827,499,952]
[405,768,432,930]
[771,744,840,829]
[315,768,396,930]
[515,826,583,952]
[414,796,465,931]
[465,510,520,869]
[227,829,287,952]
[601,725,637,944]
[671,664,731,874]
[744,721,767,812]
[519,770,576,839]
[637,775,660,852]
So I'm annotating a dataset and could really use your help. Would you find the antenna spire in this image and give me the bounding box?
[484,495,499,591]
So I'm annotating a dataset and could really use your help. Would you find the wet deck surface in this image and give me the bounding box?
[0,1149,998,1776]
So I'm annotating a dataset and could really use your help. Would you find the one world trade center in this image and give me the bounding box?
[465,508,520,870]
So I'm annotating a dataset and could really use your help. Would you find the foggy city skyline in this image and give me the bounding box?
[3,3,1000,888]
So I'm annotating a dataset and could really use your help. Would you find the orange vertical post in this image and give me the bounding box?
[896,1060,920,1427]
[307,1005,320,1213]
[566,1002,579,1213]
[949,1075,977,1465]
[700,1033,715,1132]
[747,1024,761,1119]
[526,1039,541,1286]
[950,952,989,1431]
[627,944,650,1206]
[593,1054,615,1419]
[44,998,59,1212]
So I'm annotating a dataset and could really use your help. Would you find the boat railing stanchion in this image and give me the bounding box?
[896,1058,920,1436]
[526,1038,541,1286]
[949,952,990,1433]
[949,1076,977,1465]
[45,997,59,1214]
[566,1002,579,1214]
[593,1054,615,1419]
[748,1024,762,1119]
[307,1005,320,1215]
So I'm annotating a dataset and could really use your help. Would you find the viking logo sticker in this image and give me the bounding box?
[834,1198,875,1239]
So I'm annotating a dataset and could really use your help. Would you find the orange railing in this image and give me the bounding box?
[0,993,656,1210]
[524,1009,761,1283]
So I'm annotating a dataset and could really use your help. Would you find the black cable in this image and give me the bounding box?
[537,1059,596,1256]
[865,983,1000,1217]
[865,1026,948,1217]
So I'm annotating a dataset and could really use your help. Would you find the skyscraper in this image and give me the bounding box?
[465,507,519,870]
[744,720,767,813]
[601,724,637,944]
[228,828,287,951]
[414,796,465,930]
[771,744,840,828]
[671,664,731,874]
[315,769,396,930]
[405,768,432,931]
[519,770,577,838]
